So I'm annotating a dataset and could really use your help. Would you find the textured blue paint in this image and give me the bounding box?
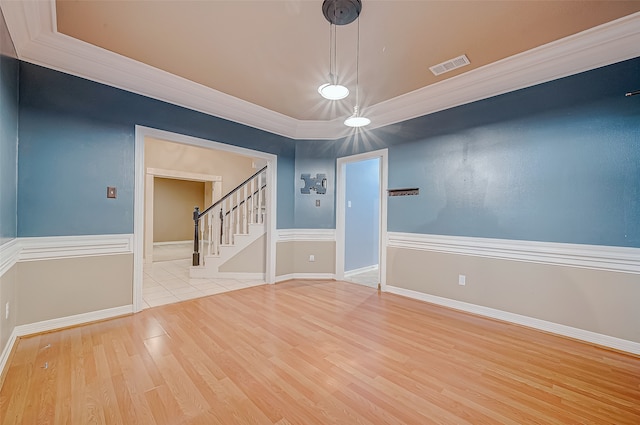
[293,140,336,229]
[276,153,295,229]
[18,63,296,236]
[297,57,640,248]
[0,9,18,244]
[345,158,379,271]
[386,59,640,247]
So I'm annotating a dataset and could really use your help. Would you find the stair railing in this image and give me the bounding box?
[192,166,267,266]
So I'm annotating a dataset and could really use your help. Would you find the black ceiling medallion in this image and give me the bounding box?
[322,0,362,26]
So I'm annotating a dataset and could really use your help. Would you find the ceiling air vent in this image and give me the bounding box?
[429,54,470,76]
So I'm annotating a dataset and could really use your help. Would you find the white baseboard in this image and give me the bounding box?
[275,273,336,283]
[345,264,379,277]
[210,272,265,280]
[386,285,640,356]
[14,305,134,337]
[0,328,18,380]
[153,240,192,246]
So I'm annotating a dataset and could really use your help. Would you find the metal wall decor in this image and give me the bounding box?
[301,173,327,194]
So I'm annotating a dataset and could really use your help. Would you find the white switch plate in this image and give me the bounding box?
[458,275,466,286]
[309,255,315,262]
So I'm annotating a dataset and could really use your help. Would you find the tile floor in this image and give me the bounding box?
[143,257,265,309]
[144,243,379,308]
[344,267,380,288]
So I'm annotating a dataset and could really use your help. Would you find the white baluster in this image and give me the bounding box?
[257,172,263,224]
[235,189,241,238]
[221,202,226,245]
[249,178,255,225]
[242,184,247,234]
[199,216,205,263]
[207,210,213,256]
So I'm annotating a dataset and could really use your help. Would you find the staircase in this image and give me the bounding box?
[190,166,266,279]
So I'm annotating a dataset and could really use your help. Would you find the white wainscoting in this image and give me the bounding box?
[276,229,337,282]
[0,239,21,277]
[19,234,134,262]
[277,228,336,242]
[0,234,135,378]
[386,232,640,355]
[387,232,640,274]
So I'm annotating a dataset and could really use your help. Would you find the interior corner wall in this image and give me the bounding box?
[275,240,336,277]
[0,6,19,367]
[0,6,18,245]
[153,178,204,242]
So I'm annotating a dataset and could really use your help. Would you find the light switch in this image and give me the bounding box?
[107,187,117,199]
[315,200,320,207]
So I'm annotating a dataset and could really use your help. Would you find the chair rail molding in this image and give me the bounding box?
[388,232,640,274]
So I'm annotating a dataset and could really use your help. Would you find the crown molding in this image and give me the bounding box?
[2,1,639,140]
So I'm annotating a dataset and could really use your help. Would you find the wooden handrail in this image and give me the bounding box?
[197,166,266,219]
[192,166,267,266]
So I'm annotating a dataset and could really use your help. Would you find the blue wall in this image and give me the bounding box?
[12,54,640,247]
[17,63,296,237]
[384,58,640,247]
[345,158,379,271]
[296,57,640,248]
[0,8,18,244]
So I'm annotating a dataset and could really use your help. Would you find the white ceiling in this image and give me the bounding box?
[2,1,640,139]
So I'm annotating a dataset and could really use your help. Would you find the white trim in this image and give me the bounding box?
[336,149,388,288]
[153,240,192,247]
[277,229,336,242]
[387,232,640,274]
[2,1,639,139]
[385,286,640,356]
[14,305,133,337]
[0,328,18,380]
[146,168,222,182]
[0,239,20,277]
[344,264,379,278]
[18,234,133,261]
[206,272,265,281]
[275,273,336,283]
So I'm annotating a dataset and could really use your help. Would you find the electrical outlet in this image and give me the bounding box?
[458,275,466,286]
[309,254,315,262]
[5,302,9,320]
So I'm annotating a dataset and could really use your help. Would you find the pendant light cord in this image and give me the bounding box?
[355,17,360,112]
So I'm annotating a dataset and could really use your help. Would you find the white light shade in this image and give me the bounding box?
[344,115,370,127]
[318,83,349,100]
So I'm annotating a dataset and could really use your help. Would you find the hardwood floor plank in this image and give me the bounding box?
[2,280,639,424]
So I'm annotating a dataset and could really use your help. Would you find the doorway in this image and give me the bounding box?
[336,149,388,289]
[133,126,278,312]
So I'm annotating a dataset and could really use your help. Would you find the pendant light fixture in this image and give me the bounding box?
[344,14,370,127]
[319,0,362,100]
[318,23,349,100]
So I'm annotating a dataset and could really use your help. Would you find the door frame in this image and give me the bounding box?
[335,148,388,289]
[133,126,278,312]
[144,168,222,264]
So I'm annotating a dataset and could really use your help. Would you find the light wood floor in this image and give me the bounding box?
[1,280,639,424]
